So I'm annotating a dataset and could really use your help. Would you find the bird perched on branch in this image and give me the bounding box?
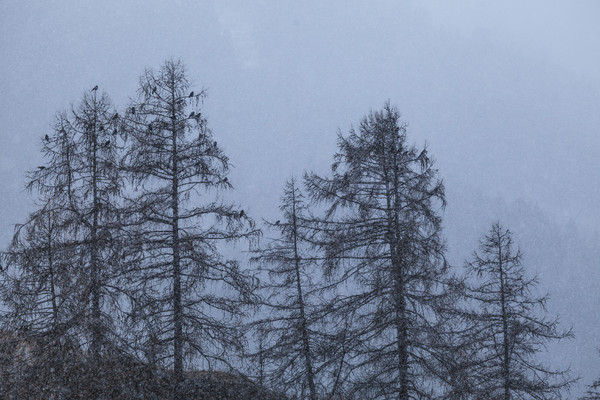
[44,134,49,141]
[189,91,194,98]
[416,149,427,169]
[92,85,98,91]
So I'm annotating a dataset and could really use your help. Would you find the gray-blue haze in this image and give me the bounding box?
[1,1,598,396]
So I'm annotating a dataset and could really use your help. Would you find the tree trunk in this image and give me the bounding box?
[291,188,317,400]
[47,225,64,400]
[171,86,184,400]
[498,233,510,400]
[90,94,103,400]
[384,140,410,400]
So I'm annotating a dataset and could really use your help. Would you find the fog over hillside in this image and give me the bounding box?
[1,1,598,396]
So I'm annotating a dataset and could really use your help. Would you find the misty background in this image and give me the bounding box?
[1,0,598,396]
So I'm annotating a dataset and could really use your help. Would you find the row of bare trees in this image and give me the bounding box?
[250,104,579,400]
[0,59,590,400]
[1,59,258,399]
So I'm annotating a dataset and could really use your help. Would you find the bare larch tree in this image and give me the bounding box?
[1,202,82,399]
[305,103,451,400]
[464,222,574,400]
[250,178,323,400]
[1,89,124,398]
[121,59,258,399]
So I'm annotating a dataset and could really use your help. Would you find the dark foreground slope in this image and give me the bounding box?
[0,331,285,400]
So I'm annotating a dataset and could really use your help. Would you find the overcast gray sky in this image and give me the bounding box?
[1,0,599,395]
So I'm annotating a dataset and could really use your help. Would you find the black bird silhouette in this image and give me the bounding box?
[38,166,46,170]
[275,220,280,225]
[223,177,228,183]
[152,86,157,93]
[112,113,119,121]
[239,210,245,217]
[213,141,217,148]
[416,149,427,168]
[131,107,136,114]
[104,140,110,146]
[92,85,98,91]
[44,134,49,141]
[189,91,194,98]
[112,129,117,135]
[189,111,195,118]
[99,125,104,131]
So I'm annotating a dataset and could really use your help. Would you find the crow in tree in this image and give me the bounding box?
[104,140,110,146]
[189,111,195,118]
[112,113,119,121]
[38,166,45,170]
[416,148,428,169]
[131,107,135,114]
[275,220,280,226]
[121,60,258,398]
[189,91,194,97]
[92,85,98,91]
[45,134,49,141]
[239,210,245,218]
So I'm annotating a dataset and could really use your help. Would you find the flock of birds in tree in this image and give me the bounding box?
[38,85,209,173]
